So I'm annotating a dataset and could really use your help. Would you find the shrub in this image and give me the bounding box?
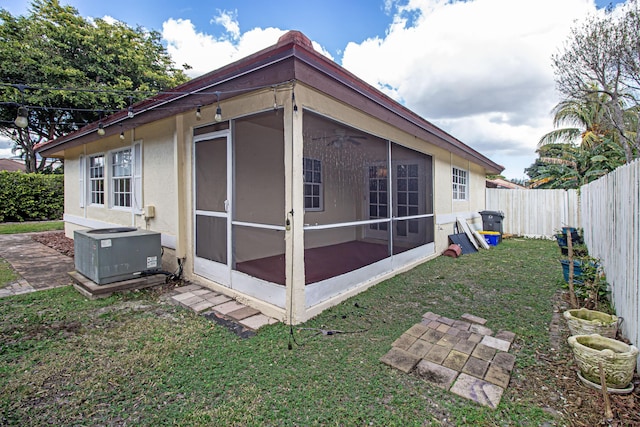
[0,171,64,222]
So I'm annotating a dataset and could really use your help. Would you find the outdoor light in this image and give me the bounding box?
[196,105,202,120]
[127,106,134,119]
[120,131,125,140]
[97,122,105,136]
[14,106,28,129]
[215,105,222,122]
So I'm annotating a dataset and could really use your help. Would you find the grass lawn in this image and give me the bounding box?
[0,238,566,426]
[0,221,64,234]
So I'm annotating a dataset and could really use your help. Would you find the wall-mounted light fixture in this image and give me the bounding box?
[196,105,202,120]
[97,122,105,136]
[214,92,222,122]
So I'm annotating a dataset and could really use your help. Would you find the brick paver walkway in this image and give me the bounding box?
[381,312,516,409]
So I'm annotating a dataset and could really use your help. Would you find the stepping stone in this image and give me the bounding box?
[191,300,215,313]
[172,292,196,302]
[469,324,494,336]
[436,334,460,349]
[422,329,445,344]
[227,306,260,321]
[461,313,487,325]
[424,344,451,364]
[480,335,511,352]
[450,373,504,409]
[468,333,484,343]
[484,365,511,388]
[436,323,451,333]
[407,339,434,358]
[442,350,470,371]
[492,352,516,372]
[214,301,246,315]
[414,360,459,390]
[205,294,232,305]
[180,295,204,306]
[452,319,472,331]
[192,289,214,296]
[380,348,421,373]
[422,311,440,321]
[438,316,456,326]
[462,356,489,378]
[405,323,430,338]
[495,330,516,343]
[174,284,202,293]
[392,333,418,351]
[472,343,497,362]
[453,338,477,355]
[239,314,278,330]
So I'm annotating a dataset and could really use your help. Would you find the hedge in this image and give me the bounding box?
[0,171,64,222]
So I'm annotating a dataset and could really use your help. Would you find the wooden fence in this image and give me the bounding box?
[485,188,580,238]
[486,168,639,365]
[580,159,640,367]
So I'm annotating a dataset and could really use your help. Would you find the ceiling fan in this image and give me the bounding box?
[312,128,367,148]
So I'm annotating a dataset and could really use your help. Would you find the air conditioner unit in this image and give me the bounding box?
[74,227,162,285]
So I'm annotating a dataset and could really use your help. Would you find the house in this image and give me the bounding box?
[36,31,503,324]
[0,158,25,172]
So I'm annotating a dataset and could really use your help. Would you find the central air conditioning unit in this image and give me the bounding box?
[74,227,162,285]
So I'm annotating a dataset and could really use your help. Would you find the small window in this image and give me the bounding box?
[452,167,468,200]
[111,148,132,208]
[89,155,105,205]
[303,157,323,211]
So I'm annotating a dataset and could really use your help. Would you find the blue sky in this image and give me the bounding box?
[1,0,630,179]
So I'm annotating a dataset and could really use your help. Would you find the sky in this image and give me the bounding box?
[0,0,629,179]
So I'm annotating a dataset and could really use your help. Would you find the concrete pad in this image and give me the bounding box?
[442,350,470,371]
[436,334,460,349]
[480,335,511,352]
[462,356,489,378]
[407,339,434,358]
[492,352,516,372]
[239,314,278,330]
[405,323,430,338]
[380,347,421,373]
[227,306,260,321]
[469,324,494,336]
[392,333,418,351]
[424,344,451,364]
[495,330,516,343]
[415,360,459,390]
[214,300,246,315]
[453,339,477,355]
[422,329,445,344]
[461,313,487,325]
[191,300,215,313]
[471,343,497,362]
[484,365,511,388]
[450,373,504,409]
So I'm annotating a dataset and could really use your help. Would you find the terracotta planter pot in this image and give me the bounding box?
[567,334,638,389]
[563,308,618,339]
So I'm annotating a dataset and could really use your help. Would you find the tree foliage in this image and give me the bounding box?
[0,0,189,172]
[552,0,640,162]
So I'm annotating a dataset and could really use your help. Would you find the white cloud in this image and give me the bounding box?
[342,0,599,179]
[211,10,241,40]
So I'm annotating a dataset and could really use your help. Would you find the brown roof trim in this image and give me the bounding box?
[36,30,503,173]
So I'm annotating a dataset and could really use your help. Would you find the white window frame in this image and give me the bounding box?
[88,154,105,206]
[303,157,323,212]
[452,167,468,201]
[110,148,133,209]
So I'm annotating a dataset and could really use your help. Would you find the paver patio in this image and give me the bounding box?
[381,311,516,409]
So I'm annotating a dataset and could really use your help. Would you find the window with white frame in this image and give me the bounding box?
[303,157,323,211]
[111,148,132,208]
[89,155,105,205]
[452,167,468,200]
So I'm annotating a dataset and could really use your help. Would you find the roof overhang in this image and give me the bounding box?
[36,31,503,174]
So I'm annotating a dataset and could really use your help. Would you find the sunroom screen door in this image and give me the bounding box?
[194,131,232,286]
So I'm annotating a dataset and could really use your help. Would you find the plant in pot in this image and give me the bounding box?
[567,334,638,392]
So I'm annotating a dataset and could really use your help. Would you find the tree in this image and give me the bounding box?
[0,0,189,172]
[552,0,640,162]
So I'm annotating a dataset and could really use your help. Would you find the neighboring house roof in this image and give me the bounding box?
[36,31,503,174]
[0,158,25,172]
[486,178,526,189]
